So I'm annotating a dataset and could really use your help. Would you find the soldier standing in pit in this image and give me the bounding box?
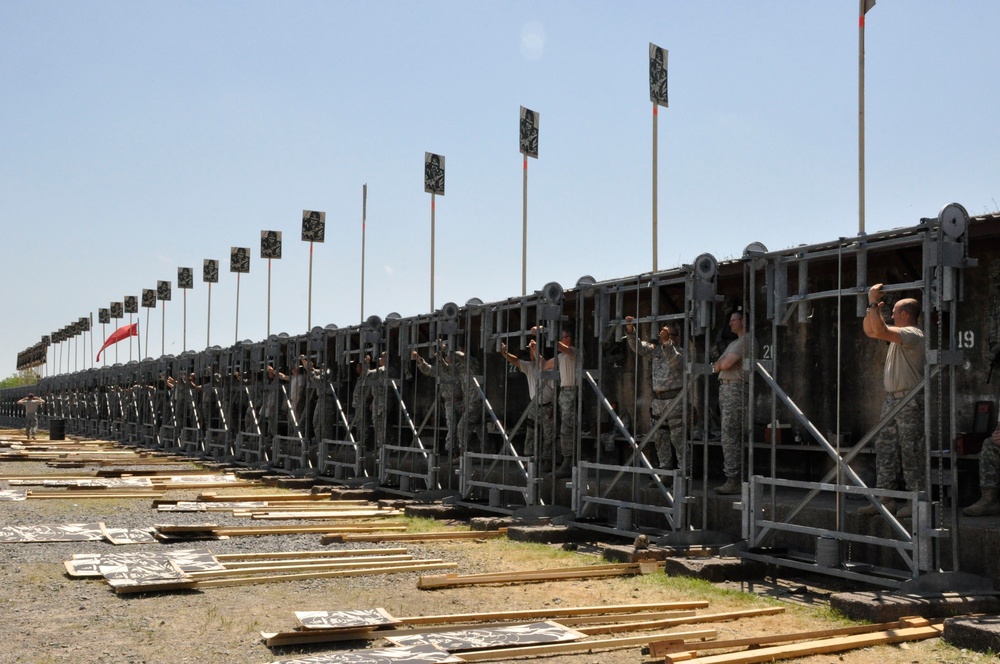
[412,346,463,455]
[499,338,555,471]
[17,393,45,440]
[368,352,389,449]
[554,327,578,479]
[455,351,483,452]
[859,284,925,518]
[350,358,371,449]
[710,310,747,495]
[965,426,1000,516]
[624,316,688,483]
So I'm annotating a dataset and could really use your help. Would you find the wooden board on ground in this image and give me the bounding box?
[417,562,663,589]
[321,529,505,544]
[0,488,27,501]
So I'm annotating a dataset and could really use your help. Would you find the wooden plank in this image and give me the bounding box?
[28,491,165,499]
[418,562,662,589]
[187,555,420,578]
[213,524,408,536]
[198,490,333,501]
[454,628,718,662]
[321,529,506,544]
[248,509,401,519]
[649,617,934,657]
[194,560,457,588]
[574,607,785,635]
[664,624,943,664]
[213,547,409,561]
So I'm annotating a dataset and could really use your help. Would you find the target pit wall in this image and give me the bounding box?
[7,206,1000,588]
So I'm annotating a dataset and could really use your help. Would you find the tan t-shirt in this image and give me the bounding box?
[719,335,746,382]
[883,326,924,393]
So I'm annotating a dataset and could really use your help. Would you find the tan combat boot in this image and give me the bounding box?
[963,488,1000,517]
[713,476,741,495]
[857,497,896,517]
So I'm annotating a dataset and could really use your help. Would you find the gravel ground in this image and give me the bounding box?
[0,444,993,664]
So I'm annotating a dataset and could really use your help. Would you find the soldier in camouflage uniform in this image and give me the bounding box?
[17,393,45,440]
[367,353,389,449]
[412,346,463,455]
[964,428,1000,516]
[624,316,687,481]
[859,284,925,518]
[456,352,483,452]
[499,339,556,470]
[711,311,747,495]
[349,359,371,449]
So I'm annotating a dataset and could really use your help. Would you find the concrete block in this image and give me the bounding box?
[830,591,1000,623]
[662,556,765,583]
[943,615,1000,654]
[506,524,591,544]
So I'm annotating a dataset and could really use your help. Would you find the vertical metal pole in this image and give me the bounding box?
[652,102,658,272]
[161,300,165,357]
[522,156,528,296]
[858,0,867,235]
[129,313,134,362]
[308,242,314,332]
[101,324,106,367]
[206,282,212,348]
[235,273,241,344]
[430,193,436,312]
[267,258,272,337]
[183,289,187,353]
[361,183,367,322]
[144,308,150,359]
[90,314,94,369]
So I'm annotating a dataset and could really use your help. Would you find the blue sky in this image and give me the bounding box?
[2,1,998,376]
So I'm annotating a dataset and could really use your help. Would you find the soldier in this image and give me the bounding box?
[710,310,747,495]
[17,393,45,440]
[624,316,687,483]
[455,351,483,452]
[412,345,463,455]
[964,427,1000,516]
[349,358,371,449]
[554,327,578,479]
[368,352,389,449]
[859,284,925,518]
[499,339,555,471]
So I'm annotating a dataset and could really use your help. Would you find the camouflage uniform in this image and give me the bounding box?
[873,325,925,491]
[874,395,925,491]
[517,360,556,461]
[350,371,370,449]
[978,438,1000,489]
[367,366,388,449]
[415,354,463,454]
[557,351,578,459]
[626,329,687,473]
[717,335,747,480]
[456,355,483,452]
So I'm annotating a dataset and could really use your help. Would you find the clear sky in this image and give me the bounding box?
[2,1,998,377]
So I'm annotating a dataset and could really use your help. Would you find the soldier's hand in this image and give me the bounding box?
[868,283,883,305]
[411,350,419,359]
[499,343,507,354]
[624,315,635,332]
[991,429,1000,446]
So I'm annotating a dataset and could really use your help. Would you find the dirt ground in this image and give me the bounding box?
[0,444,993,663]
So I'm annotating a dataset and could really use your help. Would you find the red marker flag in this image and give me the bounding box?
[96,323,138,361]
[860,0,875,27]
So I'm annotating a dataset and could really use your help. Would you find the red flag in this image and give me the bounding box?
[96,323,138,361]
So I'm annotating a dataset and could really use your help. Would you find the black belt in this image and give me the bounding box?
[653,389,681,400]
